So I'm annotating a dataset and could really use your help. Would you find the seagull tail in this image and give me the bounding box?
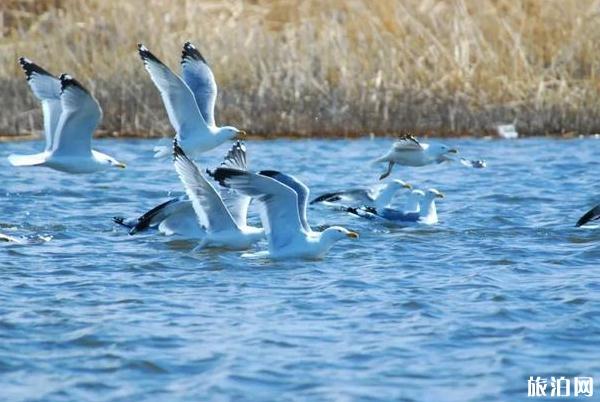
[153,146,170,159]
[8,152,47,167]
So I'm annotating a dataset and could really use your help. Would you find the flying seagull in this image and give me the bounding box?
[211,167,359,259]
[372,135,458,180]
[576,204,600,227]
[138,42,244,158]
[8,58,125,173]
[114,141,253,239]
[310,179,412,209]
[347,189,444,225]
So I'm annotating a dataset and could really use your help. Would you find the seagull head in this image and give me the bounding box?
[431,143,457,155]
[217,126,246,141]
[425,188,444,199]
[106,156,126,169]
[322,226,359,242]
[390,179,413,190]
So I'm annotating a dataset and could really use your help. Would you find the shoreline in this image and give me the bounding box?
[0,130,593,143]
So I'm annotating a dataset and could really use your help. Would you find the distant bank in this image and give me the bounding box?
[2,0,599,139]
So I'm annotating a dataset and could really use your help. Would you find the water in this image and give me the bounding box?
[0,137,598,401]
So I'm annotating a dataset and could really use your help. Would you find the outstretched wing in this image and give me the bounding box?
[259,170,311,232]
[19,57,62,151]
[138,44,207,140]
[211,167,306,250]
[52,74,101,156]
[173,140,238,232]
[212,141,252,227]
[576,204,600,227]
[181,42,217,127]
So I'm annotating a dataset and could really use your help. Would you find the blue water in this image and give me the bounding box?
[0,138,598,401]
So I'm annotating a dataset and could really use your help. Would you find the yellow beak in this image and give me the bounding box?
[238,130,247,137]
[115,162,127,169]
[346,231,359,239]
[437,192,445,198]
[404,183,413,189]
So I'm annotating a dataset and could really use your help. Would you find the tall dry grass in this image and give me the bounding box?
[1,0,600,139]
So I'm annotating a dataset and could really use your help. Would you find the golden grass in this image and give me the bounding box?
[1,0,600,138]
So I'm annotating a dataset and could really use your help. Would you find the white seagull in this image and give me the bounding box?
[211,167,359,260]
[310,179,412,209]
[138,42,244,158]
[373,135,458,180]
[171,140,264,250]
[8,59,126,173]
[347,189,444,225]
[114,141,253,239]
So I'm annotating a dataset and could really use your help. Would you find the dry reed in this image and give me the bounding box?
[1,0,600,139]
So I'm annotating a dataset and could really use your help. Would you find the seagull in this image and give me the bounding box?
[372,135,458,180]
[138,42,244,158]
[171,140,264,250]
[310,179,412,209]
[211,167,359,260]
[346,189,444,225]
[576,204,600,227]
[114,141,253,239]
[8,59,126,173]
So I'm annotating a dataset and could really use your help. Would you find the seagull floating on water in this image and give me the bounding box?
[576,204,600,227]
[8,58,125,173]
[310,179,412,209]
[372,135,458,180]
[347,189,444,225]
[138,42,244,158]
[114,141,253,239]
[211,167,359,260]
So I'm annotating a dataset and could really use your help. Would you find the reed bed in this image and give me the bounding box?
[1,0,600,139]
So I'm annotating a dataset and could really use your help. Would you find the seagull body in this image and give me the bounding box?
[310,179,412,209]
[373,135,458,180]
[172,141,263,251]
[211,168,358,260]
[8,59,125,173]
[576,204,600,227]
[347,189,444,225]
[138,43,243,158]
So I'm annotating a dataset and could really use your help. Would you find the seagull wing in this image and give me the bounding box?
[211,167,306,249]
[259,170,311,232]
[576,204,600,227]
[52,74,101,156]
[393,135,425,151]
[311,189,372,205]
[138,44,207,139]
[212,141,251,227]
[181,42,217,127]
[173,141,238,232]
[19,58,62,151]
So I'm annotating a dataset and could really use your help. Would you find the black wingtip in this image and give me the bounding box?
[172,138,186,161]
[575,204,600,227]
[211,167,246,188]
[18,57,52,80]
[138,43,161,64]
[59,73,89,94]
[258,170,282,178]
[181,41,207,64]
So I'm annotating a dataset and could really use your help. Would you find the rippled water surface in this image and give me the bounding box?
[1,138,599,401]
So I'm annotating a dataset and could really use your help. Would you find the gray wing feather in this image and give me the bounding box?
[181,42,217,127]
